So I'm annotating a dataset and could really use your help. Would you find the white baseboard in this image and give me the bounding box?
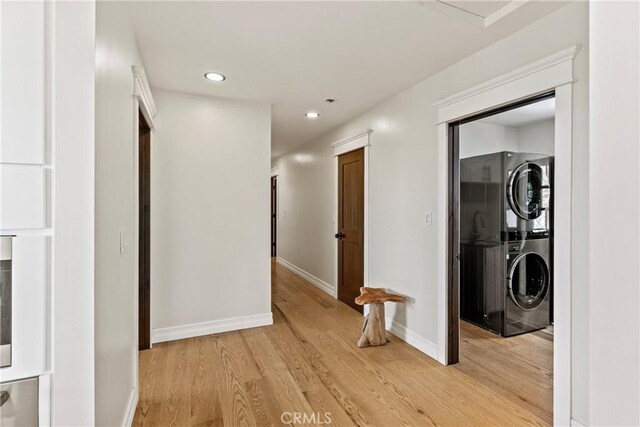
[38,372,52,427]
[122,387,138,427]
[276,257,337,298]
[385,317,439,361]
[152,312,273,344]
[570,419,586,427]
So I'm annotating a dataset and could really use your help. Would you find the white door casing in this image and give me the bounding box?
[434,45,578,425]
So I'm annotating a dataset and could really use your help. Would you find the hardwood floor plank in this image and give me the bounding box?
[212,336,258,427]
[222,332,263,383]
[241,327,316,418]
[190,337,224,426]
[243,379,276,427]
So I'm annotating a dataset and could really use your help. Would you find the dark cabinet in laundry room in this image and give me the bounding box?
[460,242,505,335]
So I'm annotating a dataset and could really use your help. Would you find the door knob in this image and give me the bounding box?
[334,232,345,239]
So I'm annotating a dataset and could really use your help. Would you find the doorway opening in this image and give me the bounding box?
[448,93,556,423]
[138,110,151,351]
[271,175,277,257]
[336,148,365,313]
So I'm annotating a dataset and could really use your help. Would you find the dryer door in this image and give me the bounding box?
[508,252,549,310]
[506,162,549,220]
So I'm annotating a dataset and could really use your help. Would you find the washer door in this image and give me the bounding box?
[507,162,547,220]
[508,253,549,310]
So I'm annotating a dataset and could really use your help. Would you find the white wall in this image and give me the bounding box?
[95,2,145,425]
[460,120,554,159]
[151,89,272,337]
[517,120,555,155]
[588,1,640,425]
[459,122,519,158]
[275,142,336,291]
[50,1,96,425]
[272,2,589,422]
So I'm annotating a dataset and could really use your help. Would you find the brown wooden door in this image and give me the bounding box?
[271,176,277,257]
[139,112,151,351]
[337,148,365,313]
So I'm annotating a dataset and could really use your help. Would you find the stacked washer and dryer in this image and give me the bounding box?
[460,151,553,337]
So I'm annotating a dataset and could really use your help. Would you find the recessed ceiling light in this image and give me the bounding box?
[305,112,320,119]
[204,72,226,82]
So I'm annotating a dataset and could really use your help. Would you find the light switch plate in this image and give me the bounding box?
[425,212,433,226]
[120,229,128,254]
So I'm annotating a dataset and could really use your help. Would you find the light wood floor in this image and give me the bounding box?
[133,261,552,426]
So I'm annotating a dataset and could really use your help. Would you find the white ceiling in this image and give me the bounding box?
[126,1,568,158]
[479,97,556,127]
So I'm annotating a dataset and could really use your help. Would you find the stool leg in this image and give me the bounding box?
[357,303,387,347]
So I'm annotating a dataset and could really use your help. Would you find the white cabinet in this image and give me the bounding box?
[0,165,46,230]
[0,1,45,165]
[0,236,46,382]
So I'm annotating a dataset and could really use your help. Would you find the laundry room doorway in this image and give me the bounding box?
[448,93,557,424]
[435,47,576,425]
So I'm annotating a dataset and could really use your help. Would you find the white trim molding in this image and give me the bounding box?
[434,46,578,425]
[122,387,137,427]
[38,372,52,427]
[435,45,578,123]
[132,65,157,131]
[385,318,438,360]
[420,0,530,28]
[331,129,373,157]
[483,0,528,27]
[152,312,273,344]
[131,65,157,409]
[277,257,336,297]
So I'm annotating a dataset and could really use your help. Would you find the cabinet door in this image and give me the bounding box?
[0,1,45,164]
[0,165,46,230]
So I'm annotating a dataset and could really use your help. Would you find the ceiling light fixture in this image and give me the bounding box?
[305,112,320,119]
[204,72,226,82]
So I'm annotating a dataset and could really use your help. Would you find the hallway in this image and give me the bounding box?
[133,261,551,426]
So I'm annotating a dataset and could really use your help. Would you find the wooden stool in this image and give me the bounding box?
[355,287,406,348]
